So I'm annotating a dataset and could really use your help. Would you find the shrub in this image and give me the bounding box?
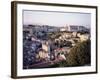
[66,40,91,66]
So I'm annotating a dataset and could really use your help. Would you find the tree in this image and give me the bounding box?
[56,60,67,67]
[66,40,91,66]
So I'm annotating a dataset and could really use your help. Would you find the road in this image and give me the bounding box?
[28,56,65,68]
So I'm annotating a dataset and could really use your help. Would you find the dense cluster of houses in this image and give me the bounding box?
[23,24,90,68]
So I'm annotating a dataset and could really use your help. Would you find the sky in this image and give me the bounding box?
[23,10,91,28]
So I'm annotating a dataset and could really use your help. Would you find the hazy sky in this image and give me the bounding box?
[23,10,91,28]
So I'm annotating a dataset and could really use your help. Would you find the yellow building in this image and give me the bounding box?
[42,41,49,52]
[36,41,50,59]
[77,33,90,41]
[38,49,48,59]
[80,34,90,41]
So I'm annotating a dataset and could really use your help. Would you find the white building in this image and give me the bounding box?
[77,33,90,41]
[38,49,49,59]
[66,25,88,32]
[60,27,68,32]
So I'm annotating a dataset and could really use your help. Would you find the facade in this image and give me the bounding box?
[38,49,49,59]
[42,41,49,52]
[60,27,68,32]
[66,25,89,32]
[77,33,90,41]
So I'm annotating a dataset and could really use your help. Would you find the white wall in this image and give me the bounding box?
[0,0,99,80]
